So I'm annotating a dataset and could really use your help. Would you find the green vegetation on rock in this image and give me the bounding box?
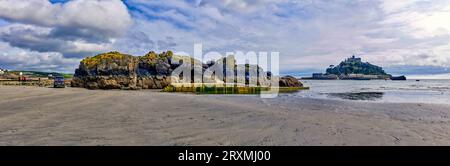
[326,55,387,75]
[73,50,306,90]
[139,51,175,67]
[81,51,134,68]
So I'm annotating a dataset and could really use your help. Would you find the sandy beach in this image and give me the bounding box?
[1,85,450,146]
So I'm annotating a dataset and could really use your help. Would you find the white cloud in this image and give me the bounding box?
[379,0,423,13]
[0,23,113,58]
[380,0,450,38]
[0,42,79,72]
[1,0,450,75]
[0,0,131,59]
[0,0,132,36]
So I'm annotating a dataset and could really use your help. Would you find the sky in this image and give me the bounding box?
[0,0,450,78]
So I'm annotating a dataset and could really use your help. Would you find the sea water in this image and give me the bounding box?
[288,79,450,104]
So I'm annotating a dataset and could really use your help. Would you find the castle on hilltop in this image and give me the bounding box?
[345,55,361,62]
[303,55,406,80]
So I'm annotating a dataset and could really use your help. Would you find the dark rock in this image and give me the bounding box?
[279,76,303,87]
[390,75,407,80]
[72,51,176,90]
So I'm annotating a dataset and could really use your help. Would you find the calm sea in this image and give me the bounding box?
[289,79,450,104]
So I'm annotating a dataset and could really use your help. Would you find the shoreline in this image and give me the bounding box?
[1,86,450,145]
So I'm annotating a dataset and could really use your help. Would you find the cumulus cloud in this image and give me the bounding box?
[0,0,132,37]
[380,0,450,38]
[0,24,113,58]
[0,0,132,58]
[121,0,450,75]
[123,0,385,69]
[1,0,450,75]
[0,42,79,72]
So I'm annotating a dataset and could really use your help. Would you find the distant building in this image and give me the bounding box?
[312,73,338,80]
[312,73,323,78]
[346,55,362,62]
[0,68,5,75]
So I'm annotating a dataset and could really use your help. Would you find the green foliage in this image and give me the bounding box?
[80,50,192,69]
[141,51,173,60]
[142,51,158,60]
[61,73,74,79]
[139,51,176,67]
[326,57,387,75]
[81,51,133,68]
[166,51,174,57]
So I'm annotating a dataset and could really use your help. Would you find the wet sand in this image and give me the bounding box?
[1,85,450,145]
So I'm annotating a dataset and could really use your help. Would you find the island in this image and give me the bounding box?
[302,55,406,80]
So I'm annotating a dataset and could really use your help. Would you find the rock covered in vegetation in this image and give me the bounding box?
[72,51,304,89]
[326,55,388,76]
[72,51,179,89]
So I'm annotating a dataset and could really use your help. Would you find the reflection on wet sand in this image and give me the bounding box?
[327,92,384,101]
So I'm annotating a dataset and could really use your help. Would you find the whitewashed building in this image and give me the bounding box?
[0,68,5,75]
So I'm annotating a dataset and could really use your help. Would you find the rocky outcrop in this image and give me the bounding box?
[72,51,304,89]
[279,76,303,87]
[72,51,179,90]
